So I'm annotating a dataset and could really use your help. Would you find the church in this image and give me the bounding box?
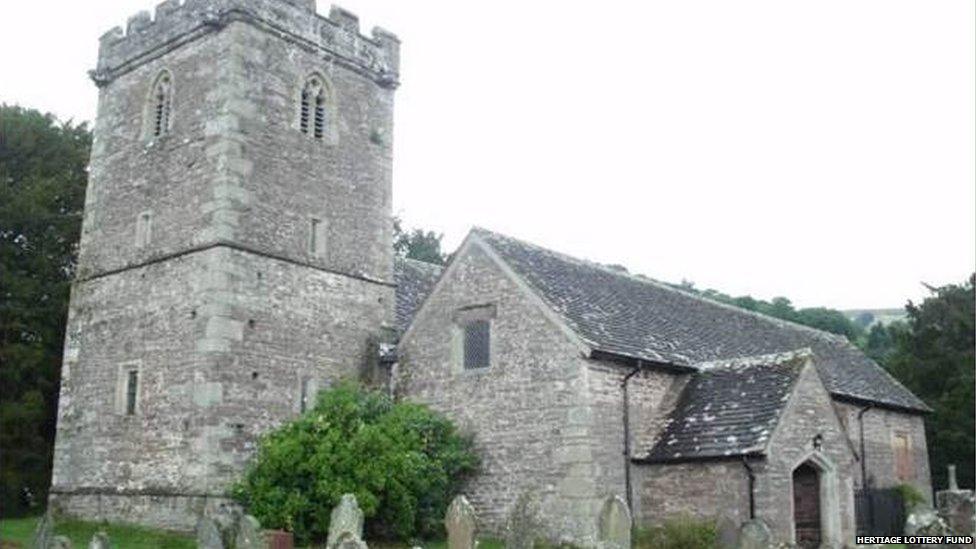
[49,0,932,546]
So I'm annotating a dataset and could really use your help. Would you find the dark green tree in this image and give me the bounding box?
[232,383,478,544]
[0,105,91,516]
[885,275,975,490]
[393,217,446,265]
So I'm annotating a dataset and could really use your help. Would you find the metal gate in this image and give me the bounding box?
[855,488,906,537]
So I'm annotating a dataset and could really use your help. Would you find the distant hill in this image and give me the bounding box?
[843,308,907,328]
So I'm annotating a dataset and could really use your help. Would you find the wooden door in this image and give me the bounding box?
[793,463,821,548]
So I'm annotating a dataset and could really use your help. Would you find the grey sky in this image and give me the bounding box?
[2,0,973,309]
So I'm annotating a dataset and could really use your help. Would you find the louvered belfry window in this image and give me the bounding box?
[150,72,172,137]
[300,76,328,139]
[463,320,490,369]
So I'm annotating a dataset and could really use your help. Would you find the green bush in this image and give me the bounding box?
[634,516,717,549]
[231,383,478,545]
[895,483,926,511]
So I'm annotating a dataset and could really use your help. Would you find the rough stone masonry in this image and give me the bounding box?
[48,0,399,530]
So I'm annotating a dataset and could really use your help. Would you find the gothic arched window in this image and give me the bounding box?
[148,71,173,138]
[299,75,331,139]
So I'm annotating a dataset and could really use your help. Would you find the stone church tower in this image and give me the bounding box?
[49,0,399,528]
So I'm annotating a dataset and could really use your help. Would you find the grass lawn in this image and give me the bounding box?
[1,516,504,549]
[0,516,194,549]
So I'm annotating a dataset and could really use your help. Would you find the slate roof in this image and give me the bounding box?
[471,228,929,413]
[642,350,808,462]
[394,257,443,335]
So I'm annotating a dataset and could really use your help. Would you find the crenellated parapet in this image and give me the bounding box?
[91,0,399,88]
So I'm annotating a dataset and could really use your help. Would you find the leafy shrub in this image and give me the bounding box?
[895,483,926,511]
[231,383,479,544]
[634,516,717,549]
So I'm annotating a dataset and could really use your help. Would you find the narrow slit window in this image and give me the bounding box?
[150,73,172,138]
[308,217,323,256]
[125,369,139,416]
[300,378,310,413]
[463,320,491,369]
[136,211,152,248]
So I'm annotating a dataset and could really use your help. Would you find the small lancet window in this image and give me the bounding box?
[299,76,330,139]
[125,370,139,416]
[150,72,173,138]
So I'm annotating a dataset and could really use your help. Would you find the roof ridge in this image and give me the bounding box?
[695,348,814,371]
[396,255,445,272]
[471,227,848,344]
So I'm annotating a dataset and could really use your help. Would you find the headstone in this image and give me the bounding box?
[936,488,975,537]
[948,465,960,492]
[504,492,541,549]
[327,494,365,549]
[597,495,631,549]
[196,516,225,549]
[334,531,369,549]
[31,511,53,549]
[88,530,110,549]
[235,514,265,549]
[715,516,739,549]
[50,536,73,549]
[445,495,477,549]
[736,518,771,549]
[905,507,950,537]
[209,502,243,548]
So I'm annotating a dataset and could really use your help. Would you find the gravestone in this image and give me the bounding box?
[196,516,225,549]
[31,511,53,549]
[936,465,976,537]
[505,492,541,549]
[736,518,771,549]
[327,494,365,549]
[50,536,73,549]
[88,531,110,549]
[235,514,265,549]
[715,516,739,549]
[445,495,477,549]
[597,495,631,549]
[334,531,369,549]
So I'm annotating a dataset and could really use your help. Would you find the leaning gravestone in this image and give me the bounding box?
[445,495,477,549]
[196,516,225,549]
[504,492,541,549]
[597,495,631,549]
[334,531,369,549]
[715,516,739,549]
[327,494,365,549]
[235,514,265,549]
[88,531,110,549]
[31,511,53,549]
[50,536,73,549]
[737,518,771,549]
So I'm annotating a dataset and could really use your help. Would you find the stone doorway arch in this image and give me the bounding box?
[790,452,842,548]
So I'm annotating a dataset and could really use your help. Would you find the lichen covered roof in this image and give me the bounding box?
[642,350,808,462]
[471,228,929,413]
[394,257,443,335]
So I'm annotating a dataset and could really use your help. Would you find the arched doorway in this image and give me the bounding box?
[793,462,821,547]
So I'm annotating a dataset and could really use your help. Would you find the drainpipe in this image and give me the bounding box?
[857,404,874,490]
[857,404,874,532]
[741,456,756,519]
[622,360,642,511]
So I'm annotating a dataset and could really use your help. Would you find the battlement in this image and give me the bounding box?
[93,0,399,87]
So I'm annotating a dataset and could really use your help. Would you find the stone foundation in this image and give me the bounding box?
[48,490,234,532]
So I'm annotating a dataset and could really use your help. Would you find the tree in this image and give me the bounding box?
[232,383,478,544]
[0,105,91,515]
[393,217,447,265]
[885,275,975,490]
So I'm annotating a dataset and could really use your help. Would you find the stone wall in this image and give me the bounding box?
[399,241,605,544]
[632,460,752,526]
[833,401,932,501]
[51,247,391,529]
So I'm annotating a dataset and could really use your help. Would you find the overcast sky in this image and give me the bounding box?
[2,1,973,309]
